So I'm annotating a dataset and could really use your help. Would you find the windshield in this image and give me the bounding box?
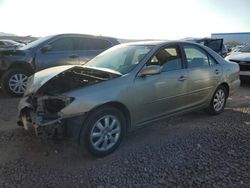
[85,45,153,74]
[240,45,250,53]
[19,35,54,50]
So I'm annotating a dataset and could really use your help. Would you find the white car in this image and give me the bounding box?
[225,45,250,80]
[229,45,245,55]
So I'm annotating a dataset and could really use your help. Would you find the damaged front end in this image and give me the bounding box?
[17,65,121,138]
[18,95,74,137]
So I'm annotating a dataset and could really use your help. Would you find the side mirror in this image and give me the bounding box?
[139,65,161,77]
[40,45,52,53]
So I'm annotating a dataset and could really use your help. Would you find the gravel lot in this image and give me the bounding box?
[0,82,250,188]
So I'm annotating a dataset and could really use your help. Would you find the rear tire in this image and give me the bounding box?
[1,68,31,97]
[79,106,126,157]
[206,85,228,115]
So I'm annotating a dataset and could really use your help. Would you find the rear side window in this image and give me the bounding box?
[183,45,209,68]
[49,37,75,51]
[76,37,112,50]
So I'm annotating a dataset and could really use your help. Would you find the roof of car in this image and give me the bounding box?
[123,40,199,46]
[47,33,119,45]
[123,40,165,45]
[51,33,117,40]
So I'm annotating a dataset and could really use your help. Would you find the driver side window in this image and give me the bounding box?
[49,37,75,51]
[148,46,182,72]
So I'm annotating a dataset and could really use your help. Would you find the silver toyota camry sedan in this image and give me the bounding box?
[18,41,240,156]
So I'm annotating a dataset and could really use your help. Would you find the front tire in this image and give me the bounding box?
[1,68,31,97]
[207,85,228,115]
[80,106,126,157]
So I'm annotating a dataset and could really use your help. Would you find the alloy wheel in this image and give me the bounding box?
[90,115,121,152]
[8,73,28,94]
[213,89,225,112]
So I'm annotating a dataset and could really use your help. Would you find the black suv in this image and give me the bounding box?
[0,34,119,96]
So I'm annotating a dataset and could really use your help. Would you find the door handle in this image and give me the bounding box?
[178,75,187,81]
[69,54,78,58]
[215,69,220,75]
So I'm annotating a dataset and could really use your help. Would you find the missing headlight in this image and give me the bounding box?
[37,96,74,115]
[44,99,67,114]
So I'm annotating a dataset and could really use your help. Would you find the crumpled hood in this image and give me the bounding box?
[25,65,73,95]
[226,52,250,62]
[25,65,121,96]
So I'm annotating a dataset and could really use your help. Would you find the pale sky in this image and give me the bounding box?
[0,0,249,39]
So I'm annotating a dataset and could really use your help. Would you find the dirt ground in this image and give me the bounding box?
[0,82,249,187]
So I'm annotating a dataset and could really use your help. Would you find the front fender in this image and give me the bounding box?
[60,76,132,116]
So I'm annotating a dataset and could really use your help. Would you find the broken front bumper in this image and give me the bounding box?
[17,96,73,137]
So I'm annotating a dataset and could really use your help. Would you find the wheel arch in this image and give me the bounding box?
[90,101,131,131]
[0,62,34,96]
[206,82,229,115]
[77,101,131,155]
[7,61,35,74]
[102,101,131,130]
[80,101,131,135]
[219,82,229,98]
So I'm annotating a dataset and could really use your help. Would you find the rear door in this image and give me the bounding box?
[35,37,79,71]
[182,44,222,107]
[76,37,113,65]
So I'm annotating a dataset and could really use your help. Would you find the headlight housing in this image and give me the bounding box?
[37,96,75,115]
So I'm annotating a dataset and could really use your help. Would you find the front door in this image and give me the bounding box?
[132,45,189,125]
[35,37,79,71]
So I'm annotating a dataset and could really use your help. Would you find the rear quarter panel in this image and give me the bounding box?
[204,46,240,94]
[221,60,240,96]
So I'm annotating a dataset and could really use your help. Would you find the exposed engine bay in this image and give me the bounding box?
[17,66,121,137]
[35,66,120,95]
